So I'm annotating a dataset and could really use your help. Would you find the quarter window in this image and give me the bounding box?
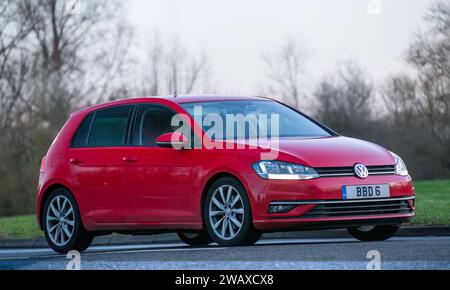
[71,113,94,148]
[87,106,132,147]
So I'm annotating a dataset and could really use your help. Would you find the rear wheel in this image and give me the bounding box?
[43,188,93,253]
[347,225,399,241]
[177,231,212,246]
[203,177,261,246]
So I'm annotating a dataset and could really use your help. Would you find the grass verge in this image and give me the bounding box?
[0,215,43,239]
[413,179,450,226]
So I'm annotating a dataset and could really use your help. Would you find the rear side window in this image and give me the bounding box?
[87,106,132,147]
[71,113,94,148]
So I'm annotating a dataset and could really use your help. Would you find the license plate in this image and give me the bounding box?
[342,184,390,200]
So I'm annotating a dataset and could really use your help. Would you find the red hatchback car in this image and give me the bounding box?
[37,95,415,253]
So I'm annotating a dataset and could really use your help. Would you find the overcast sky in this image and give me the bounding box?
[126,0,434,95]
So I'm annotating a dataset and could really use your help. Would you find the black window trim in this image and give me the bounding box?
[125,105,138,146]
[84,111,95,147]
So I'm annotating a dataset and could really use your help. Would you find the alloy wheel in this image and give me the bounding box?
[208,185,245,240]
[46,195,75,247]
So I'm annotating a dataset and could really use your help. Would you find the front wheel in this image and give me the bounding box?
[43,189,93,253]
[203,177,261,246]
[348,225,400,241]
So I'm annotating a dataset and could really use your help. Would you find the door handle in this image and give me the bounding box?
[122,157,138,163]
[69,158,83,164]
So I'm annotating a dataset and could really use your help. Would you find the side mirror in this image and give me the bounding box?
[155,132,189,149]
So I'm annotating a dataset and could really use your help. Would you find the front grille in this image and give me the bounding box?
[301,198,412,218]
[315,165,396,177]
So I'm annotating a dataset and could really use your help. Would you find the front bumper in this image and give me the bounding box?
[256,196,415,231]
[242,173,415,231]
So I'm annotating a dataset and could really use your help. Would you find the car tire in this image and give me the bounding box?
[347,225,400,241]
[43,188,93,254]
[203,177,261,246]
[177,231,212,246]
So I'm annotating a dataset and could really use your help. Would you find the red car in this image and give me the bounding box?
[37,95,415,253]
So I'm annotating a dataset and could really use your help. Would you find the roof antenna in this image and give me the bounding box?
[173,89,177,98]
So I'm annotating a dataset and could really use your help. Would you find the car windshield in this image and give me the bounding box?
[180,100,332,140]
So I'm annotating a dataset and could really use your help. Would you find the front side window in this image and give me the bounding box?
[132,105,177,147]
[87,106,132,147]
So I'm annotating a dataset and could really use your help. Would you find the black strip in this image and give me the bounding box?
[85,111,96,147]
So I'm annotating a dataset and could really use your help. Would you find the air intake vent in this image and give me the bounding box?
[301,199,412,218]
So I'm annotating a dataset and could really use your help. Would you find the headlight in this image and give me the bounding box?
[391,152,409,176]
[252,161,319,180]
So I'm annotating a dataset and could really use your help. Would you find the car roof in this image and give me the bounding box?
[165,94,270,103]
[71,95,273,115]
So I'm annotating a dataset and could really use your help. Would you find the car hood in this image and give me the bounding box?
[251,136,396,168]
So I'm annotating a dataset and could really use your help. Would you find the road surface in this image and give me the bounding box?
[0,236,449,270]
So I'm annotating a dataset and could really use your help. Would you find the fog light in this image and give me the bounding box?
[268,204,296,213]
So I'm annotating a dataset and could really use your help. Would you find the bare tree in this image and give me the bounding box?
[314,61,374,137]
[140,36,211,96]
[262,37,311,108]
[0,0,32,132]
[0,0,133,216]
[381,74,417,123]
[380,73,449,179]
[406,0,450,150]
[14,0,132,130]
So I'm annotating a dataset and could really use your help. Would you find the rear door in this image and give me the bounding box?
[68,105,134,224]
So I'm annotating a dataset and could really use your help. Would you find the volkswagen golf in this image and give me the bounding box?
[37,95,415,253]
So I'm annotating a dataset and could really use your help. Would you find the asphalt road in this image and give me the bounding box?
[0,236,449,270]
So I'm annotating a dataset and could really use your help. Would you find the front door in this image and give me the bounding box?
[122,104,197,223]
